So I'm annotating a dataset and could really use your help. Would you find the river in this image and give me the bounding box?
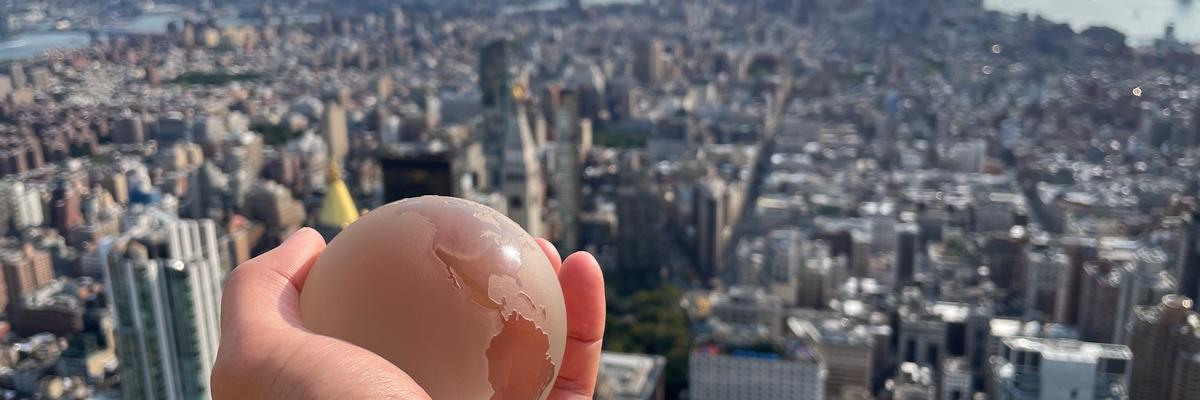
[983,0,1199,45]
[0,1,1194,62]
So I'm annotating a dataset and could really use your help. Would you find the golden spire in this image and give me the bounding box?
[318,161,360,229]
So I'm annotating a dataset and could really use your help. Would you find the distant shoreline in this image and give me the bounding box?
[983,0,1199,46]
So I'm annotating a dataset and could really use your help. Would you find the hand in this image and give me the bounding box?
[211,227,606,399]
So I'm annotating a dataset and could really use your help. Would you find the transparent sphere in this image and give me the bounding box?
[300,196,567,400]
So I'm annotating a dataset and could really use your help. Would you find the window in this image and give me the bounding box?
[509,196,523,210]
[1106,359,1126,374]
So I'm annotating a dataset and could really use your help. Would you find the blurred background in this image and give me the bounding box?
[1,0,1200,399]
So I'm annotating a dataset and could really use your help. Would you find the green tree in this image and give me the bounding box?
[604,285,692,399]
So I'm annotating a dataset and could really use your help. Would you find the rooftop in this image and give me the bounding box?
[597,352,666,400]
[1002,337,1131,362]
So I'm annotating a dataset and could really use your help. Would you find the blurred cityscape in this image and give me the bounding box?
[0,0,1198,399]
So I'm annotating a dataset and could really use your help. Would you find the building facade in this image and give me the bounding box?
[689,344,826,400]
[108,216,223,400]
[1128,295,1200,400]
[991,337,1131,400]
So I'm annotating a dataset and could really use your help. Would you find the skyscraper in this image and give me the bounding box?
[480,39,516,187]
[1024,248,1067,320]
[1113,248,1175,344]
[107,215,223,400]
[1054,237,1098,325]
[501,99,545,238]
[1076,260,1121,344]
[320,99,349,164]
[1179,210,1200,303]
[695,178,727,284]
[634,39,663,84]
[894,223,917,290]
[1128,295,1200,400]
[553,88,582,252]
[616,153,665,285]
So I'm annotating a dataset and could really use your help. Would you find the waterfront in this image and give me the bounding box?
[0,1,1196,62]
[984,0,1200,44]
[0,11,319,62]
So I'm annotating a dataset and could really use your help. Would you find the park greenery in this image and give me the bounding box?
[168,71,264,85]
[604,285,692,399]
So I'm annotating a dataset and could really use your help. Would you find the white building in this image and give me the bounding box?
[597,352,666,400]
[689,343,826,400]
[108,213,224,400]
[502,103,545,238]
[991,337,1131,400]
[1,180,44,228]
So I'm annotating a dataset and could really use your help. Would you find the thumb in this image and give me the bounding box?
[221,227,326,336]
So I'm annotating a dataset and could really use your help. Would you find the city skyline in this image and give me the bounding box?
[0,0,1199,399]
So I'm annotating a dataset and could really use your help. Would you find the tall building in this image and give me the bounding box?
[479,39,516,187]
[1076,260,1121,344]
[1128,295,1200,400]
[633,39,663,84]
[320,99,349,164]
[695,178,728,284]
[991,337,1131,400]
[107,215,223,400]
[0,242,55,302]
[763,227,823,307]
[895,223,917,290]
[501,100,545,238]
[1179,210,1200,303]
[1024,248,1067,320]
[0,180,44,228]
[616,153,664,284]
[553,88,583,253]
[1054,237,1098,325]
[689,341,826,400]
[1113,248,1175,344]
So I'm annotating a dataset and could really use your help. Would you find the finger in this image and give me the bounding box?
[536,238,563,273]
[551,251,605,399]
[221,227,326,333]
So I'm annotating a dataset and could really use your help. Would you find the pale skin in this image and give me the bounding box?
[211,227,606,399]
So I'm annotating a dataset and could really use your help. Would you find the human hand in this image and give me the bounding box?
[211,227,606,399]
